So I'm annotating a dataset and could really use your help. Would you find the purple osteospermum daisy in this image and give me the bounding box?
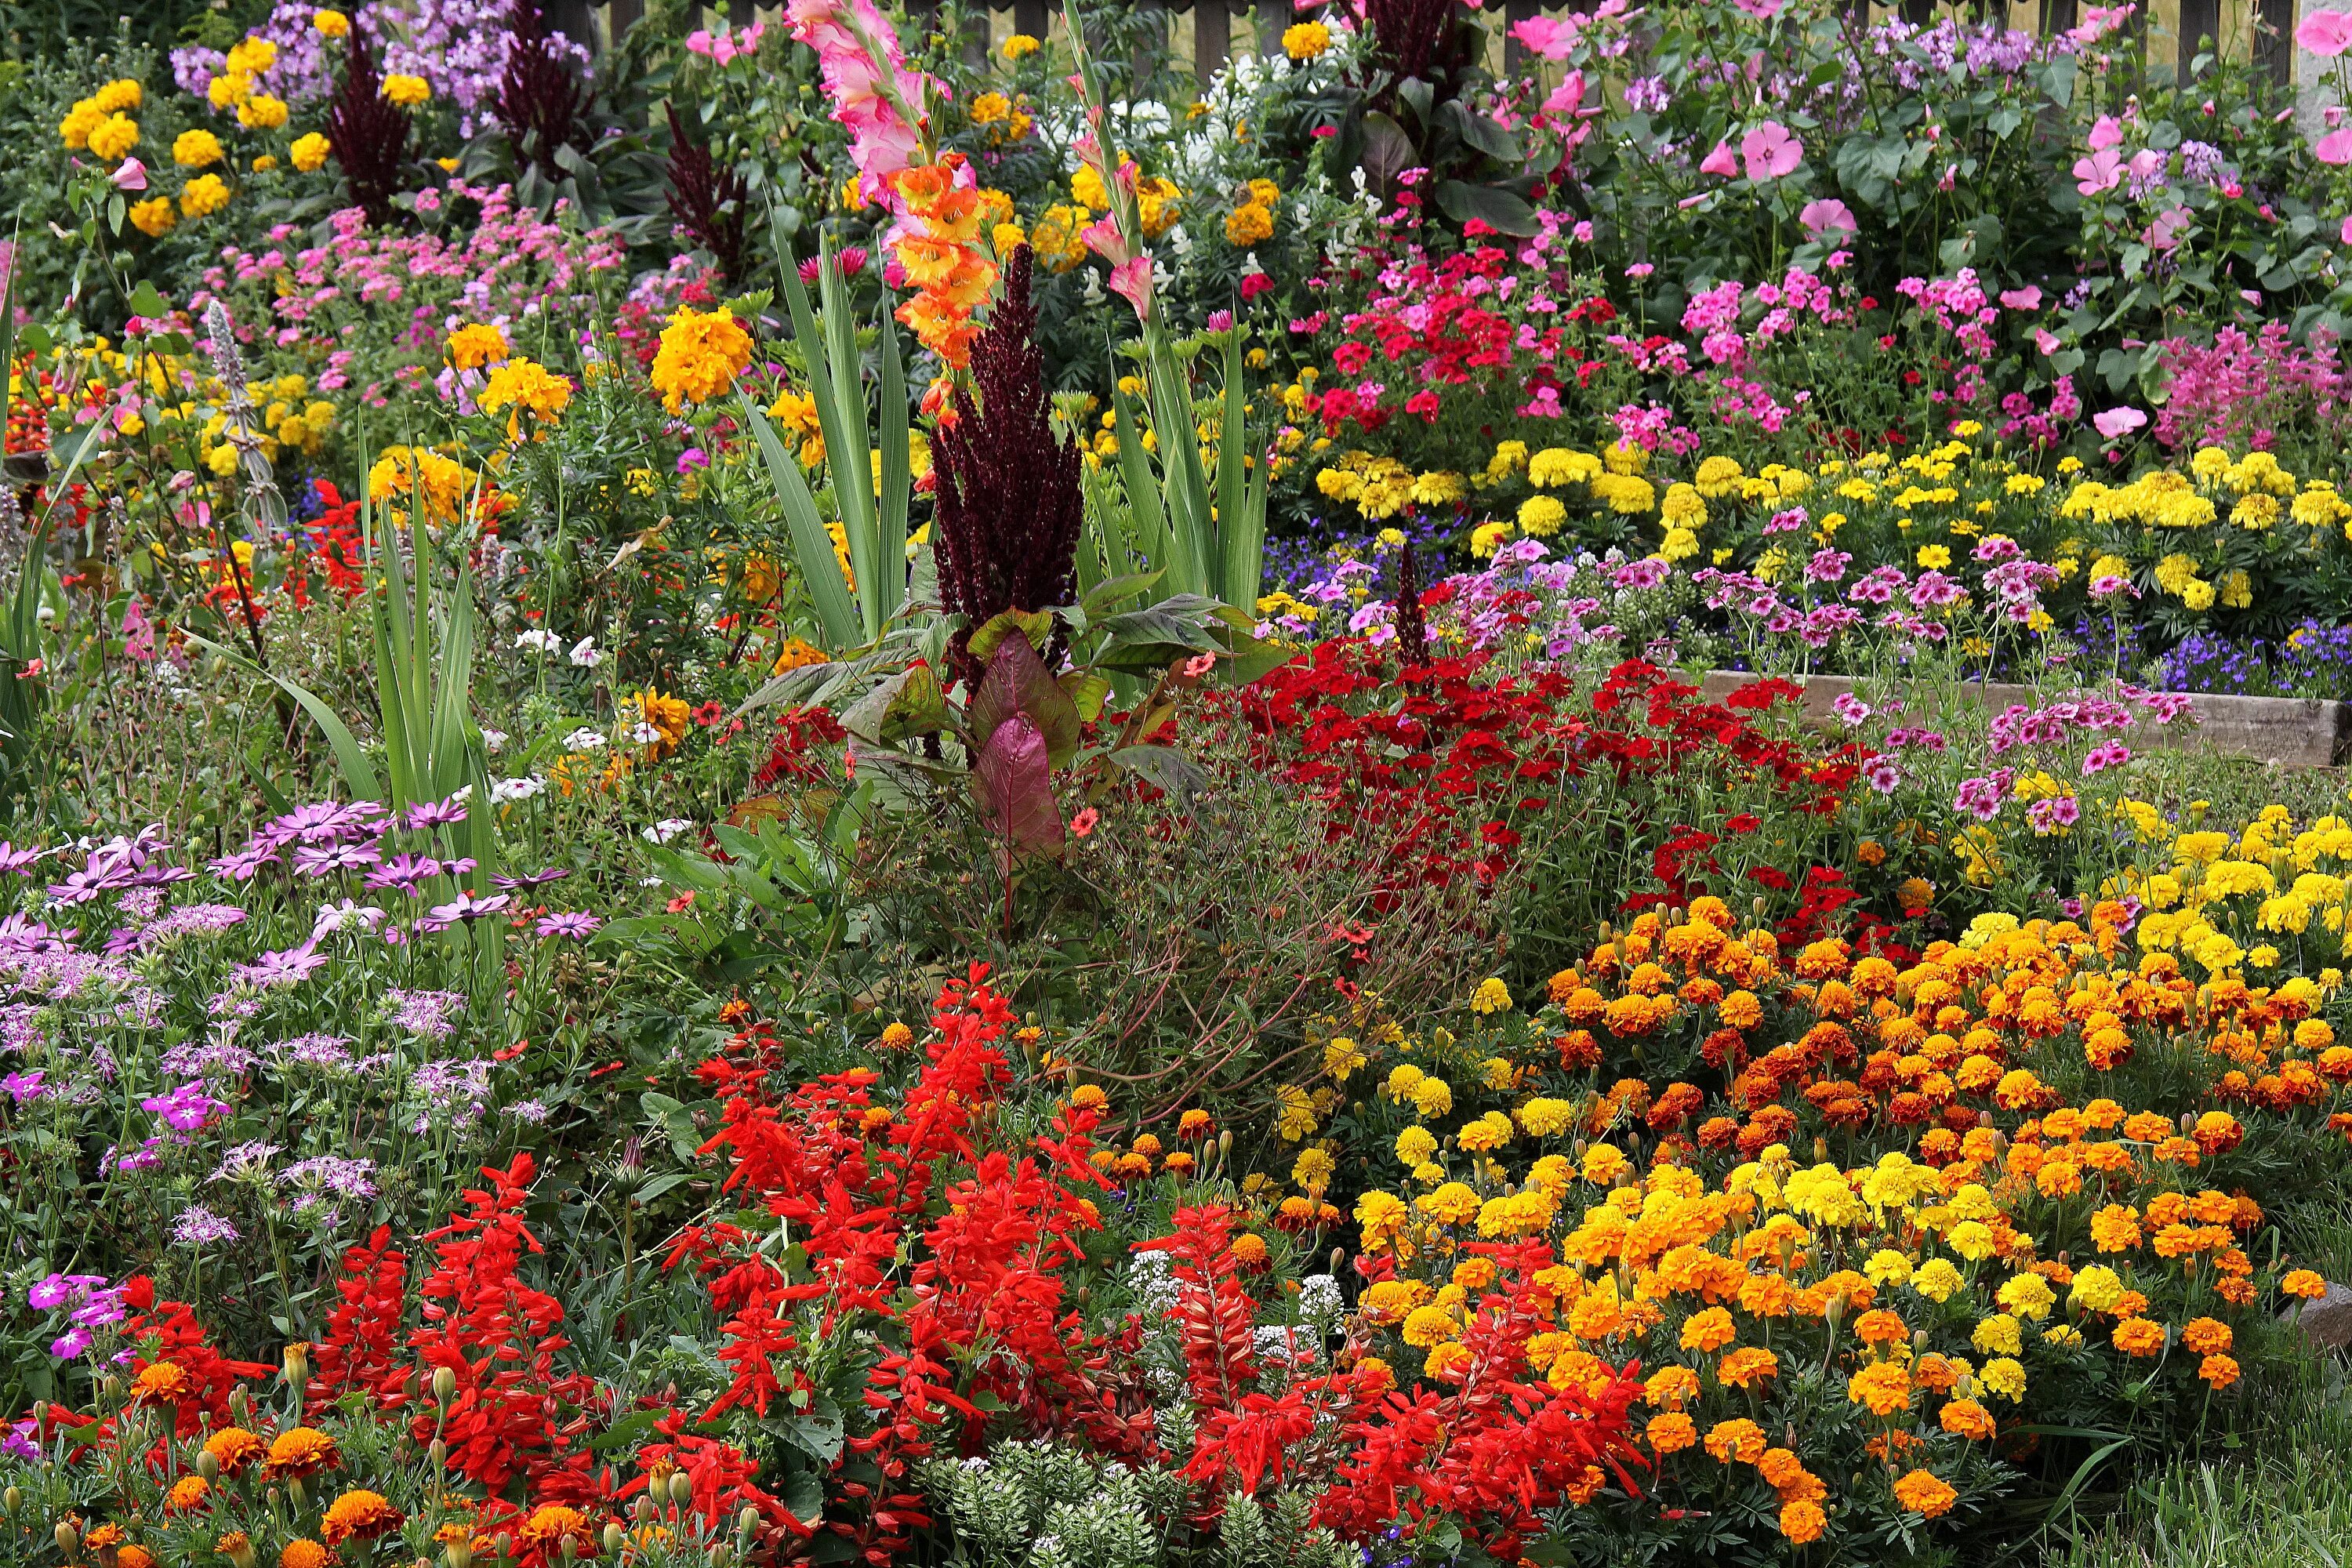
[404,794,470,830]
[209,845,281,882]
[365,853,443,894]
[293,842,383,878]
[0,843,45,875]
[535,911,601,939]
[492,866,569,891]
[426,889,511,925]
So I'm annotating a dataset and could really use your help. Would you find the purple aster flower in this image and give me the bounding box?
[387,988,466,1041]
[535,911,602,940]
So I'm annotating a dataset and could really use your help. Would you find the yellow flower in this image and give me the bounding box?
[1410,1076,1453,1119]
[174,129,224,168]
[94,78,143,113]
[129,198,176,238]
[283,132,331,172]
[1002,32,1040,59]
[650,305,753,412]
[1470,977,1512,1014]
[180,174,232,220]
[1293,1145,1336,1193]
[238,94,289,130]
[479,358,574,426]
[314,8,350,35]
[1225,202,1275,246]
[1518,494,1568,536]
[1978,1356,2027,1402]
[1396,1125,1437,1165]
[89,113,140,163]
[1283,20,1333,57]
[445,322,509,370]
[383,74,432,107]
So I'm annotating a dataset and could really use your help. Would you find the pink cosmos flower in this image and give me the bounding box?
[1740,121,1802,181]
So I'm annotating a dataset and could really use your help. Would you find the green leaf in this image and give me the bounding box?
[182,631,385,800]
[1432,180,1539,236]
[839,661,947,746]
[966,608,1054,664]
[1109,744,1208,810]
[1058,670,1112,723]
[739,397,860,652]
[127,281,168,318]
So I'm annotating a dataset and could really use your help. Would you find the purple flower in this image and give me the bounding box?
[387,988,466,1041]
[2027,795,2082,834]
[209,845,281,882]
[365,853,444,895]
[292,842,383,878]
[404,793,471,831]
[1953,775,2009,822]
[172,1205,241,1246]
[2,1069,45,1102]
[0,842,45,875]
[229,942,329,991]
[1806,548,1852,584]
[426,889,510,927]
[1831,692,1872,728]
[1864,757,1904,793]
[492,866,570,891]
[535,911,601,939]
[280,1155,377,1201]
[27,1273,106,1312]
[141,1081,231,1133]
[49,1327,91,1359]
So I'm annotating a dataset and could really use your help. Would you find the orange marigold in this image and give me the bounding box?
[320,1490,403,1544]
[2283,1268,2329,1300]
[1679,1305,1737,1353]
[1646,1411,1698,1455]
[1939,1397,1996,1440]
[1847,1360,1912,1417]
[2199,1352,2241,1388]
[1719,1346,1779,1388]
[2111,1316,2166,1356]
[130,1359,194,1404]
[280,1541,332,1568]
[519,1504,597,1555]
[1780,1498,1828,1544]
[203,1428,267,1477]
[1704,1417,1766,1465]
[1892,1467,1958,1519]
[165,1474,209,1512]
[2180,1316,2233,1356]
[262,1427,339,1479]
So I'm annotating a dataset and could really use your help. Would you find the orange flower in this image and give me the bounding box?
[1779,1498,1827,1544]
[1847,1361,1912,1417]
[204,1428,267,1476]
[1229,1233,1269,1267]
[1646,1411,1697,1455]
[2198,1352,2240,1388]
[1703,1417,1766,1465]
[279,1541,331,1568]
[165,1474,209,1512]
[2283,1268,2329,1300]
[519,1504,597,1557]
[1939,1398,1996,1441]
[118,1547,156,1568]
[1679,1306,1736,1352]
[1892,1468,1958,1519]
[1853,1308,1907,1345]
[130,1360,194,1404]
[1718,1346,1779,1388]
[2112,1317,2166,1356]
[262,1427,339,1479]
[2180,1316,2232,1356]
[321,1489,403,1544]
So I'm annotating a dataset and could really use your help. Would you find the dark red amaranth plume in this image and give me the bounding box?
[929,245,1084,688]
[325,20,412,227]
[497,0,595,183]
[663,102,750,285]
[1394,539,1429,668]
[1362,0,1471,90]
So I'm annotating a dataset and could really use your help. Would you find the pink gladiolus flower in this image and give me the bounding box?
[2299,8,2352,54]
[1699,140,1739,178]
[1108,256,1154,321]
[1998,285,2042,310]
[1798,198,1856,239]
[1079,216,1132,267]
[2092,406,2147,438]
[1740,121,1802,180]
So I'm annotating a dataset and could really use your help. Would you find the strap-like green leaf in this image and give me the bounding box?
[741,397,861,651]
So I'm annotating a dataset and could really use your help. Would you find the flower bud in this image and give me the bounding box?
[668,1472,693,1507]
[443,1537,474,1568]
[493,1532,514,1561]
[281,1343,309,1392]
[56,1522,81,1559]
[740,1505,762,1537]
[288,1476,308,1512]
[196,1447,220,1480]
[602,1523,626,1556]
[429,1439,448,1470]
[1,1486,16,1515]
[432,1365,457,1403]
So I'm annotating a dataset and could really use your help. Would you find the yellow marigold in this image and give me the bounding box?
[1282,19,1333,56]
[238,94,289,129]
[445,321,510,370]
[651,305,753,412]
[89,113,140,162]
[1892,1468,1958,1519]
[1519,494,1568,535]
[180,174,231,220]
[1395,1124,1438,1164]
[1470,976,1513,1014]
[173,129,223,168]
[262,1426,339,1479]
[1002,32,1040,58]
[1401,1303,1460,1348]
[290,132,331,172]
[1225,202,1275,247]
[320,1490,403,1544]
[1423,1340,1474,1381]
[1417,1180,1479,1226]
[382,73,431,107]
[1979,1356,2027,1402]
[2068,1264,2125,1313]
[314,9,351,35]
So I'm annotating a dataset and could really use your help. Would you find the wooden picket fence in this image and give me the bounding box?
[560,0,2305,93]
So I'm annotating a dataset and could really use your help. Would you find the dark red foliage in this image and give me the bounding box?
[663,102,750,285]
[498,1,596,184]
[324,21,412,227]
[930,246,1083,688]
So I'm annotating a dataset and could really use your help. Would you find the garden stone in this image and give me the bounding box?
[2281,1281,2352,1352]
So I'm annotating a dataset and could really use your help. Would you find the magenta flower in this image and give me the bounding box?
[1798,198,1857,241]
[2299,7,2352,53]
[1698,140,1740,178]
